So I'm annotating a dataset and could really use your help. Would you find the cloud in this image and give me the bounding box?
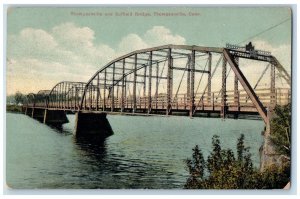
[51,22,116,66]
[52,22,95,49]
[7,58,96,94]
[117,26,186,54]
[251,40,291,71]
[118,33,148,53]
[7,23,186,95]
[144,26,186,46]
[8,28,58,58]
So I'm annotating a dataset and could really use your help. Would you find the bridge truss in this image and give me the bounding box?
[25,44,291,124]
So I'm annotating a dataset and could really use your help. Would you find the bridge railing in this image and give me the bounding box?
[77,87,290,112]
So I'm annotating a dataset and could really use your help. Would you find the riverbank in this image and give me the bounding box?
[6,105,23,113]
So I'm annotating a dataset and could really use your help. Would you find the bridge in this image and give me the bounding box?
[22,44,291,137]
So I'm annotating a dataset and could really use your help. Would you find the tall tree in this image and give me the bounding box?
[14,91,24,105]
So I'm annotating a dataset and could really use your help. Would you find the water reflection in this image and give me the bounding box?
[74,135,107,161]
[47,123,63,131]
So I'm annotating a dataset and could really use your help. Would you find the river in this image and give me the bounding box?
[6,112,264,189]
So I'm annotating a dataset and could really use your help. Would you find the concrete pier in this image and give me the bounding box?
[43,109,69,125]
[25,107,33,116]
[31,108,45,122]
[74,112,113,138]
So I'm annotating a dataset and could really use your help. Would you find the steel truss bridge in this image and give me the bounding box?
[24,44,291,124]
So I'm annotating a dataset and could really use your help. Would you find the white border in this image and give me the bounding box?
[1,0,298,198]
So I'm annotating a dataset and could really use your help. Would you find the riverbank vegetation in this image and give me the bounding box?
[6,91,26,113]
[184,134,290,189]
[270,103,291,159]
[6,104,23,113]
[184,103,291,189]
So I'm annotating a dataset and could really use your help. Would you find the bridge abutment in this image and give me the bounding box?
[259,110,289,171]
[43,109,69,125]
[74,112,114,138]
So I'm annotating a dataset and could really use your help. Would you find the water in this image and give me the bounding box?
[6,112,264,189]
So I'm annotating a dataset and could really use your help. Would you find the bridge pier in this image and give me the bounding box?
[74,112,113,138]
[43,109,69,125]
[31,108,46,122]
[24,107,33,116]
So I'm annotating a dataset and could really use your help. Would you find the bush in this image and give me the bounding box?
[184,134,290,189]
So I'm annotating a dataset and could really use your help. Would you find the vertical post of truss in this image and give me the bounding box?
[234,57,239,110]
[54,88,57,108]
[68,85,71,109]
[59,83,62,108]
[96,75,99,111]
[133,54,137,113]
[221,55,227,119]
[190,50,195,117]
[116,84,119,108]
[74,87,76,110]
[270,63,276,108]
[66,83,69,109]
[84,84,87,110]
[69,84,71,109]
[143,64,147,109]
[89,84,93,110]
[207,52,212,105]
[111,63,115,112]
[65,82,67,109]
[71,86,74,109]
[167,48,173,115]
[57,84,60,108]
[73,87,76,110]
[62,84,64,109]
[125,77,127,109]
[103,69,106,111]
[155,62,159,110]
[73,87,75,110]
[187,55,191,110]
[65,83,68,109]
[148,51,152,114]
[121,59,125,112]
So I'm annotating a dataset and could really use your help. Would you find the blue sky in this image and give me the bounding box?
[6,6,291,95]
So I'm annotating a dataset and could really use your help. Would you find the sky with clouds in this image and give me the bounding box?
[6,7,291,95]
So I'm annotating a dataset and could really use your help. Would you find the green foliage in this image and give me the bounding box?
[6,104,23,113]
[269,103,291,157]
[184,134,290,189]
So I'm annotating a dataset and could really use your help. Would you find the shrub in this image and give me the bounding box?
[184,134,290,189]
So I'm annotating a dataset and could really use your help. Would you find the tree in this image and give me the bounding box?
[269,103,291,158]
[14,91,25,105]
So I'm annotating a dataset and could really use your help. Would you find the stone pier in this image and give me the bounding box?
[31,108,45,122]
[43,109,69,125]
[74,112,114,138]
[24,107,33,116]
[259,110,288,171]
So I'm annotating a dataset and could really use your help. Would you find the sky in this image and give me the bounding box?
[6,6,292,95]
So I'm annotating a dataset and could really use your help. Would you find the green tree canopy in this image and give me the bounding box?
[14,91,25,105]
